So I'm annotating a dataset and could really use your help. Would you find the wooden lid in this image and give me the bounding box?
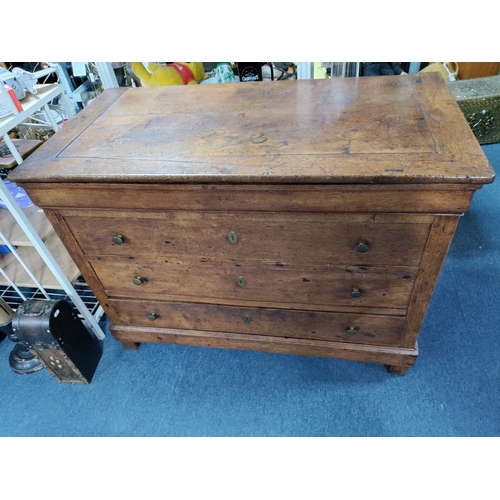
[10,73,495,185]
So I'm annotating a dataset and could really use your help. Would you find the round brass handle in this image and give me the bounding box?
[346,326,358,336]
[133,277,145,286]
[236,276,246,287]
[112,235,125,245]
[228,231,238,244]
[356,241,369,253]
[147,313,157,321]
[350,288,362,298]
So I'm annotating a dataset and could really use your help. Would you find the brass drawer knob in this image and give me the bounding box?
[228,231,238,244]
[147,313,157,321]
[133,277,145,286]
[236,276,246,287]
[356,241,369,253]
[112,235,125,245]
[350,288,362,298]
[346,326,358,336]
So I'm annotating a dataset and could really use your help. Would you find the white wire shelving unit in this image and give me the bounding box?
[0,66,106,340]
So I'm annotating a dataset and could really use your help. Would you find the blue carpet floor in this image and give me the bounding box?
[0,145,499,437]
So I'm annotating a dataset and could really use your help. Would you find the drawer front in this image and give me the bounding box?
[63,211,431,266]
[109,299,407,346]
[91,257,416,309]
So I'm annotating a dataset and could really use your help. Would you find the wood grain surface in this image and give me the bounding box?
[9,74,494,186]
[63,210,432,266]
[109,299,407,346]
[402,215,461,347]
[111,325,419,367]
[90,257,416,309]
[23,183,477,214]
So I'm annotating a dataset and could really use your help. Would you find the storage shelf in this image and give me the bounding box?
[0,203,79,289]
[0,83,79,291]
[0,230,80,288]
[0,77,105,339]
[0,205,53,245]
[0,84,66,136]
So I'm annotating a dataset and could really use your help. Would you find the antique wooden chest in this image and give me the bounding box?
[449,75,500,145]
[10,73,495,374]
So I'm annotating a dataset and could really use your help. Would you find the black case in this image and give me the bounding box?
[11,299,103,383]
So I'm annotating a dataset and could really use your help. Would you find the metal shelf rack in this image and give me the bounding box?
[0,77,105,340]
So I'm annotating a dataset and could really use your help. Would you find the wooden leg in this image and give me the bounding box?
[121,341,141,350]
[387,365,410,375]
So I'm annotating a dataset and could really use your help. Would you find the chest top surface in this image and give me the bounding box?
[10,73,494,186]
